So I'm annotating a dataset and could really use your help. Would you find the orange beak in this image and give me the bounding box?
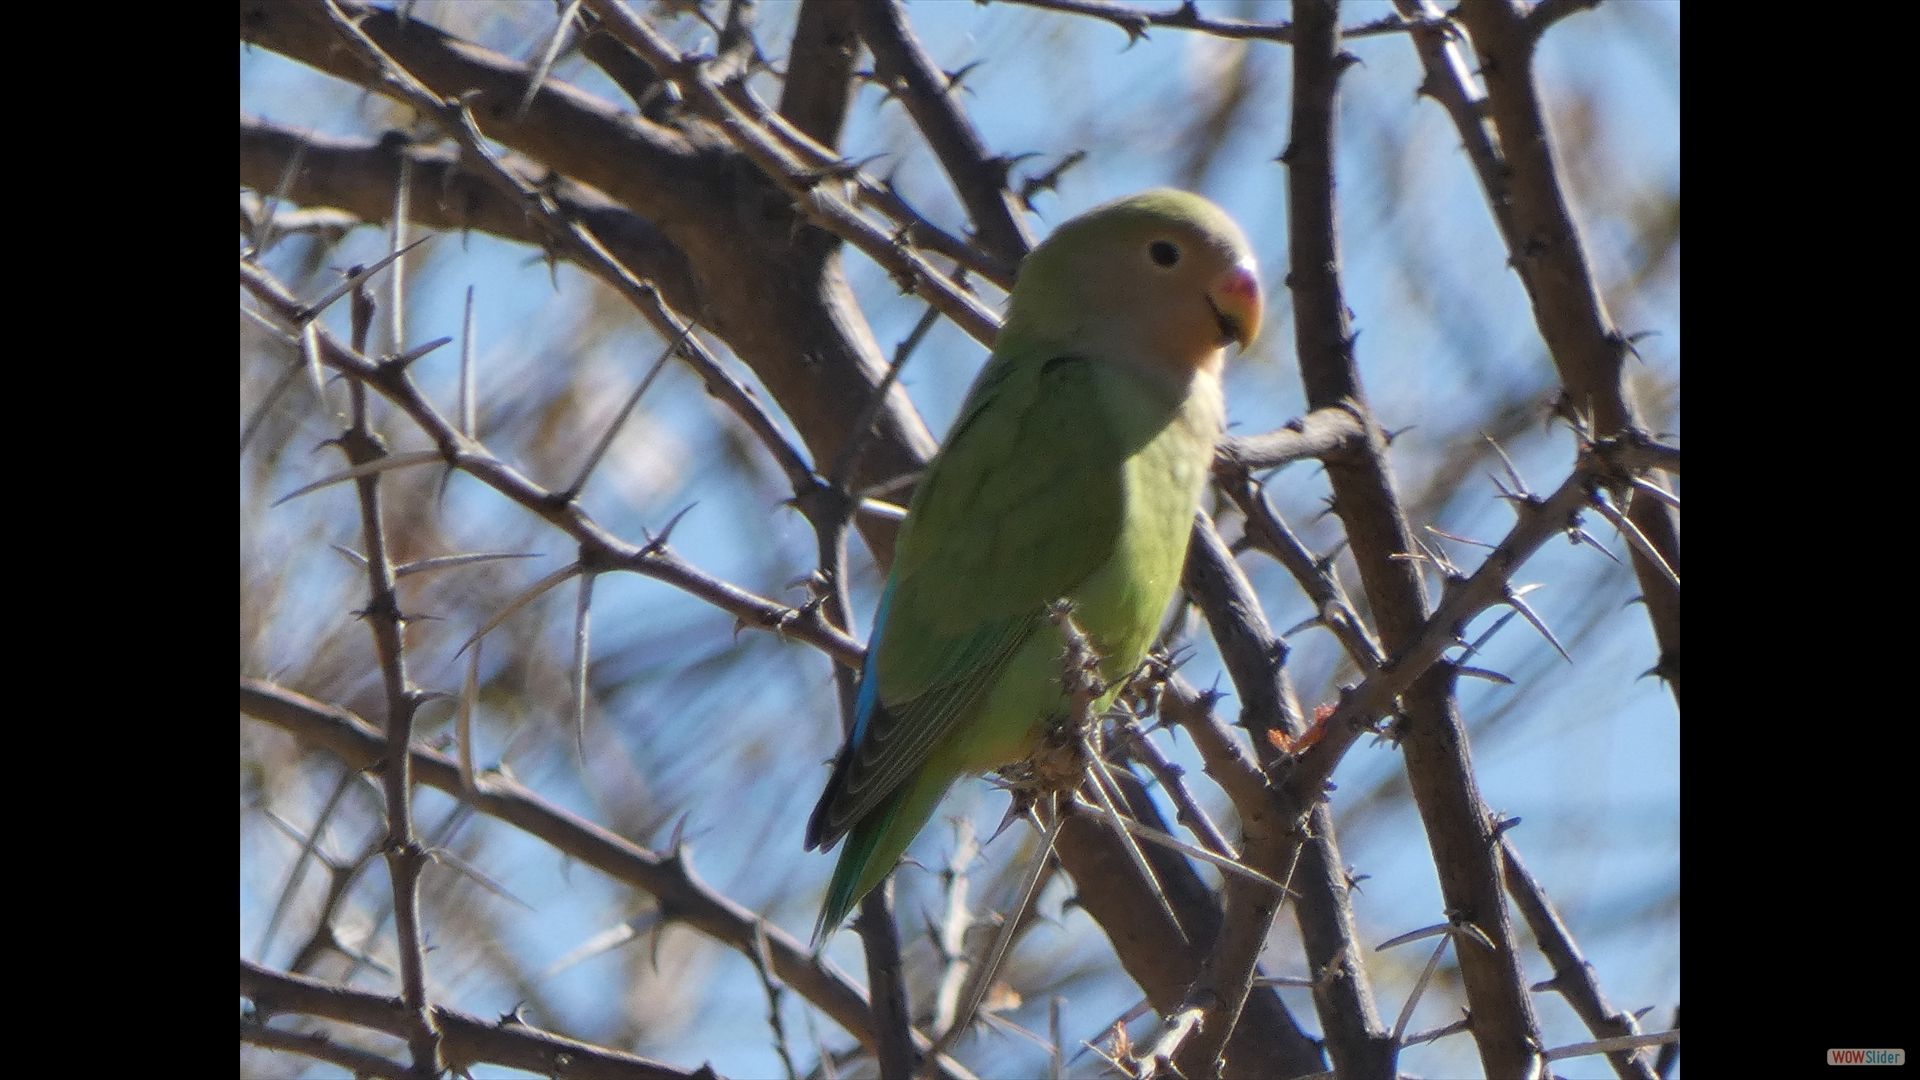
[1209,262,1264,352]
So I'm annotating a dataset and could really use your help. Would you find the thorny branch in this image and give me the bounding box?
[580,0,1006,347]
[241,0,943,558]
[241,259,865,670]
[1284,1,1538,1073]
[853,1,1034,268]
[1423,0,1681,701]
[242,959,711,1079]
[330,269,440,1077]
[994,0,1443,46]
[1172,517,1394,1077]
[239,680,971,1080]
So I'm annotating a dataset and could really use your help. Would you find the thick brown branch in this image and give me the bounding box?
[241,0,938,555]
[1053,769,1324,1077]
[780,0,861,148]
[577,0,1006,346]
[1214,405,1366,475]
[240,116,702,319]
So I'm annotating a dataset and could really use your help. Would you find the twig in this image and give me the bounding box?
[919,798,1067,1077]
[1503,840,1657,1079]
[994,0,1441,45]
[311,245,443,1078]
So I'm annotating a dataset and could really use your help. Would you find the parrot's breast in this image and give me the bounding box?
[1069,371,1224,685]
[915,362,1223,783]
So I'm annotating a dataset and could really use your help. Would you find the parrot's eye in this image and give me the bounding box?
[1148,240,1181,267]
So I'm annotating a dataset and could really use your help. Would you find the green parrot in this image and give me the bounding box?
[805,189,1263,944]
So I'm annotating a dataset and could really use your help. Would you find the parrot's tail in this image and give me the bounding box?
[811,771,955,950]
[813,784,906,949]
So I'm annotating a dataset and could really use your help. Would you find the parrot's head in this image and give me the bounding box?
[1008,188,1263,380]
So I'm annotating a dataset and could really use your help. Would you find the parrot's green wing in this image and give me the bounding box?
[805,345,1123,853]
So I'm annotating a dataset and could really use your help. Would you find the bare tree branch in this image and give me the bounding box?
[322,259,442,1077]
[241,0,939,556]
[1215,405,1367,475]
[241,1015,413,1080]
[242,958,721,1079]
[578,0,1007,346]
[239,679,972,1079]
[1177,518,1393,1078]
[780,0,862,148]
[1285,5,1537,1073]
[240,117,703,318]
[994,0,1439,45]
[242,258,866,668]
[1500,843,1658,1080]
[1442,1,1681,700]
[852,1,1034,267]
